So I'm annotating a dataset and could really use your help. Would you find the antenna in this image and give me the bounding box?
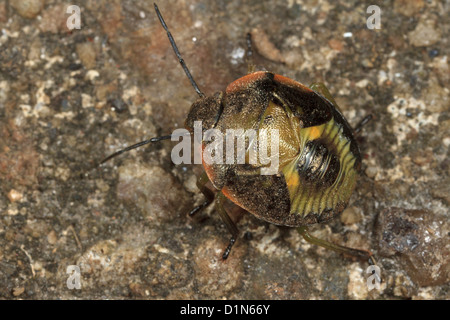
[94,5,200,167]
[98,135,172,166]
[96,131,191,167]
[154,3,205,98]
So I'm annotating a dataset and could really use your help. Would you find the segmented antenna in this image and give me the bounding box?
[95,5,199,167]
[98,135,172,166]
[154,3,205,98]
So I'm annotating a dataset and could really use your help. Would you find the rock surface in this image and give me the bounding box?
[0,0,448,299]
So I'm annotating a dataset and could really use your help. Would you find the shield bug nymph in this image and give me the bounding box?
[99,3,376,266]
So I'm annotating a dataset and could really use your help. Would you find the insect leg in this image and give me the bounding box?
[353,114,373,134]
[188,171,214,216]
[215,191,239,260]
[298,226,380,281]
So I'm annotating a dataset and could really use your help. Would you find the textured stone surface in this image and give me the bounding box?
[375,208,449,287]
[0,0,448,299]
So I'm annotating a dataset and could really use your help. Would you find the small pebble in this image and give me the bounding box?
[76,42,97,70]
[408,19,442,47]
[365,166,378,179]
[340,207,362,225]
[11,0,44,19]
[12,287,25,297]
[328,39,343,51]
[7,189,23,202]
[251,28,285,63]
[47,230,58,245]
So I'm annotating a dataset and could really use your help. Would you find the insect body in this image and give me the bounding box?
[190,71,361,227]
[100,4,375,265]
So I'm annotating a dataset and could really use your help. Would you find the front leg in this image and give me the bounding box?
[215,191,239,260]
[189,170,215,216]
